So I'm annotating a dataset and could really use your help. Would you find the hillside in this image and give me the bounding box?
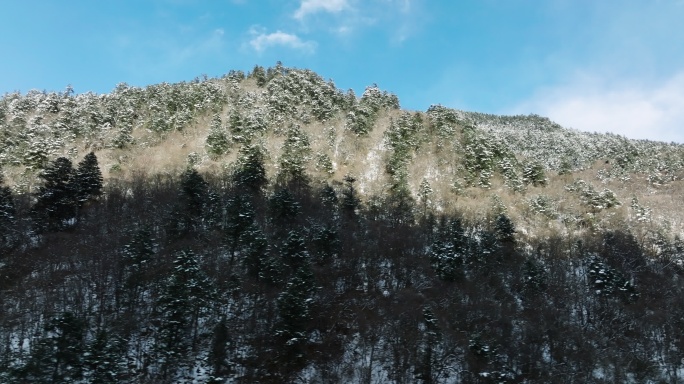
[2,64,684,248]
[1,64,684,383]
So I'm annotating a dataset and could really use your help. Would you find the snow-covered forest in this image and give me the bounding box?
[1,64,684,383]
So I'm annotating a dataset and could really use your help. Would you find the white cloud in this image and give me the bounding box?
[248,28,316,53]
[512,72,684,144]
[294,0,349,20]
[289,0,420,42]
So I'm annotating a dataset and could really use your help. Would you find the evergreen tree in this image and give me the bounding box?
[84,329,125,383]
[419,178,433,214]
[310,224,340,263]
[384,113,423,181]
[120,227,155,308]
[112,122,134,149]
[345,105,374,135]
[386,180,415,226]
[180,168,208,214]
[494,213,516,244]
[429,239,463,282]
[587,254,638,302]
[448,218,468,250]
[75,151,103,204]
[224,194,255,263]
[0,173,16,249]
[228,109,246,143]
[471,228,500,268]
[522,161,547,187]
[259,250,285,286]
[240,223,269,279]
[169,168,209,236]
[558,158,573,176]
[278,125,312,188]
[523,257,547,293]
[280,230,309,270]
[416,306,440,384]
[233,144,267,194]
[205,113,230,157]
[208,317,231,380]
[32,157,78,231]
[341,174,361,217]
[274,265,316,369]
[156,250,214,372]
[250,65,267,86]
[269,188,301,222]
[319,183,338,209]
[18,312,86,383]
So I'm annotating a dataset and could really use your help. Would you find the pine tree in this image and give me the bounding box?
[180,168,208,213]
[259,250,285,286]
[429,239,463,282]
[587,254,638,302]
[310,224,339,263]
[228,109,245,143]
[0,172,16,249]
[240,223,269,279]
[416,306,440,384]
[558,158,573,176]
[84,329,125,383]
[224,194,255,263]
[112,122,134,149]
[522,161,547,187]
[169,168,209,236]
[205,113,229,157]
[233,144,267,194]
[250,65,268,86]
[419,177,433,214]
[472,229,500,268]
[32,157,78,231]
[494,213,516,244]
[341,174,360,217]
[269,188,301,222]
[156,250,214,372]
[208,317,231,380]
[75,151,103,204]
[386,180,415,226]
[278,125,312,188]
[523,257,547,293]
[120,227,155,308]
[19,312,86,382]
[280,230,309,270]
[275,265,316,368]
[319,183,338,209]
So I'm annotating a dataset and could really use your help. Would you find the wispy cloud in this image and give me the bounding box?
[290,0,421,42]
[111,26,228,78]
[172,28,226,64]
[248,27,316,53]
[512,72,684,143]
[379,0,413,14]
[368,0,423,43]
[294,0,350,20]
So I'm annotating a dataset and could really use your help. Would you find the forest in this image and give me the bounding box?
[1,64,684,383]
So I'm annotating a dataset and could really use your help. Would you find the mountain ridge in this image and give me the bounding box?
[1,64,684,383]
[3,64,682,244]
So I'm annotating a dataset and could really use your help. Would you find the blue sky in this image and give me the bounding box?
[2,0,684,143]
